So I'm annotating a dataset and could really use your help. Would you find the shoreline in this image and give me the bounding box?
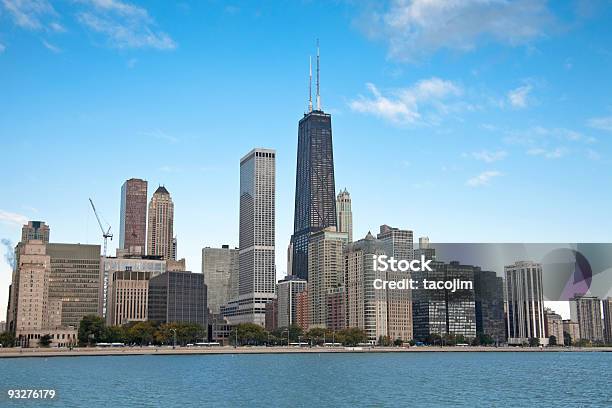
[1,346,611,359]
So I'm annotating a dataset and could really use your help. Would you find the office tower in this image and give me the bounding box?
[7,221,51,333]
[326,286,346,331]
[20,221,50,243]
[603,298,612,344]
[345,232,413,343]
[562,320,580,345]
[412,261,476,342]
[291,49,337,281]
[119,178,148,255]
[377,225,413,260]
[171,237,177,260]
[296,290,309,330]
[13,240,77,347]
[222,148,276,326]
[505,261,548,345]
[413,236,435,261]
[265,299,278,332]
[101,254,167,318]
[570,295,604,343]
[336,189,353,242]
[106,270,153,326]
[202,246,239,316]
[544,308,565,344]
[147,186,174,260]
[148,271,207,328]
[308,228,348,328]
[277,276,307,328]
[287,242,293,276]
[473,269,505,343]
[46,243,101,328]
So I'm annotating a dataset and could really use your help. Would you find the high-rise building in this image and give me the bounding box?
[171,237,178,261]
[570,295,604,343]
[326,286,346,332]
[308,228,348,328]
[101,254,167,318]
[265,299,278,332]
[296,290,309,331]
[291,51,337,281]
[544,308,565,345]
[377,225,413,261]
[473,269,505,343]
[222,148,276,326]
[46,243,102,328]
[563,320,580,346]
[336,189,353,242]
[505,261,548,345]
[147,186,174,260]
[20,221,50,243]
[413,236,435,261]
[119,178,148,255]
[603,297,612,344]
[413,261,476,342]
[345,232,413,343]
[202,245,239,316]
[106,270,153,326]
[148,271,207,328]
[277,276,307,328]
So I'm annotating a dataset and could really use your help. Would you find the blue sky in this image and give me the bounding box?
[1,0,612,319]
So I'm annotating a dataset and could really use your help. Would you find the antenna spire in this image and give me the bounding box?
[308,56,313,112]
[316,39,321,111]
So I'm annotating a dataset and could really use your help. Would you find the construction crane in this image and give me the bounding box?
[89,198,113,257]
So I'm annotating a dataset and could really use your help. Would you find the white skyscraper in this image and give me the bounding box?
[222,148,276,326]
[336,188,353,242]
[505,261,548,345]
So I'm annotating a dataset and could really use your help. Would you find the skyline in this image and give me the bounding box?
[2,1,612,320]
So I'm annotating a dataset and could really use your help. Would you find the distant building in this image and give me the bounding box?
[46,243,101,328]
[413,261,476,342]
[345,232,413,343]
[544,308,564,345]
[148,271,207,329]
[119,178,148,255]
[296,290,309,331]
[171,237,178,261]
[563,320,580,345]
[202,246,239,316]
[326,286,346,332]
[107,270,153,326]
[222,148,276,326]
[277,276,307,328]
[570,295,604,343]
[308,228,348,328]
[102,254,167,318]
[413,236,435,261]
[505,261,548,345]
[473,269,505,343]
[21,221,50,244]
[147,186,174,260]
[336,189,353,242]
[377,224,413,261]
[603,297,612,344]
[265,299,278,332]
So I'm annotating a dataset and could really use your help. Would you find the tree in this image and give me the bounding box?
[528,337,540,347]
[0,332,16,348]
[549,335,557,346]
[472,333,494,346]
[78,315,107,346]
[378,336,391,347]
[338,328,367,346]
[39,334,52,347]
[393,338,404,347]
[306,328,328,346]
[230,323,267,346]
[563,331,572,347]
[272,325,303,345]
[125,321,157,346]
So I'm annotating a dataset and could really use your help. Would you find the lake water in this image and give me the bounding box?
[0,352,610,407]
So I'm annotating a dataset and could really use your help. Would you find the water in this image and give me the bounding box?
[1,352,610,407]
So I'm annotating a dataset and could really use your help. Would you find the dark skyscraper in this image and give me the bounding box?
[473,268,506,343]
[119,178,148,254]
[291,46,337,280]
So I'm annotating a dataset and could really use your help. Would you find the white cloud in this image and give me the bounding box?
[466,171,502,187]
[49,21,65,32]
[0,209,28,226]
[76,0,176,50]
[349,77,462,125]
[42,39,61,53]
[588,116,612,132]
[360,0,553,61]
[508,85,532,108]
[467,150,507,163]
[1,0,56,30]
[527,147,568,159]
